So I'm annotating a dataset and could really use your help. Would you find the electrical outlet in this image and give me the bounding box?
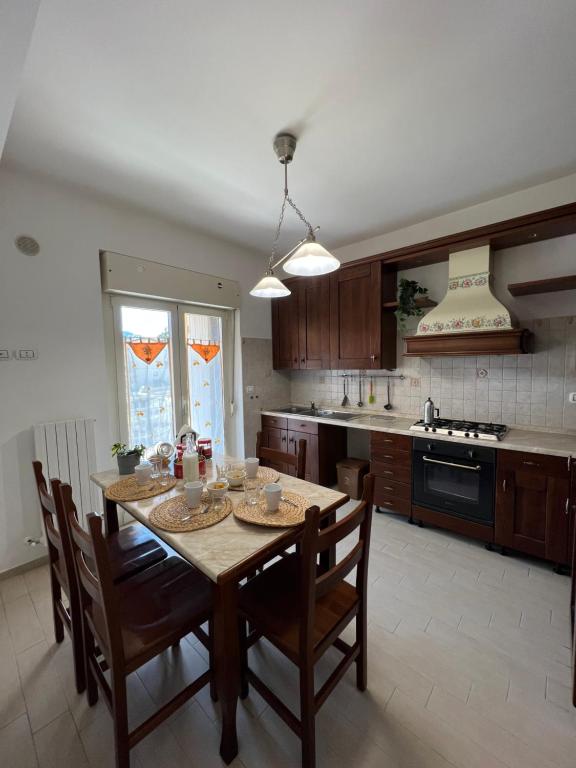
[17,349,38,360]
[569,392,576,404]
[0,350,9,360]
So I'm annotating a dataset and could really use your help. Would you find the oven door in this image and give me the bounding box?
[412,443,495,524]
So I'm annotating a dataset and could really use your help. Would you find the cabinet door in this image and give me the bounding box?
[298,277,330,369]
[287,429,319,483]
[495,457,570,564]
[272,285,300,370]
[329,262,382,369]
[261,427,288,473]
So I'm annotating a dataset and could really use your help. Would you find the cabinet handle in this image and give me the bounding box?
[381,470,393,476]
[566,498,570,516]
[382,454,394,460]
[522,460,538,467]
[502,478,507,492]
[281,435,287,443]
[381,438,393,443]
[370,354,376,361]
[301,357,305,363]
[382,486,394,492]
[293,358,298,364]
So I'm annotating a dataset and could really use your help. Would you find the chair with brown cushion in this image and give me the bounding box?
[256,431,307,480]
[239,473,375,768]
[59,482,214,768]
[32,461,168,692]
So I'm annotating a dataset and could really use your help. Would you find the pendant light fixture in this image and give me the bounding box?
[250,133,340,298]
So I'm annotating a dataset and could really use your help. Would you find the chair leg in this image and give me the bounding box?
[208,618,218,702]
[50,573,64,643]
[299,664,316,768]
[112,672,130,768]
[84,627,98,707]
[239,619,248,700]
[356,608,367,691]
[70,613,86,694]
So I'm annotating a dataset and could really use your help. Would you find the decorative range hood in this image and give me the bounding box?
[404,245,533,356]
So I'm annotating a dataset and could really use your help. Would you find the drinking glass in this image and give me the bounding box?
[160,464,170,487]
[149,456,161,482]
[216,462,230,480]
[244,478,261,506]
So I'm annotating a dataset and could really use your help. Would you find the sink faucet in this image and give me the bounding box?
[310,401,316,411]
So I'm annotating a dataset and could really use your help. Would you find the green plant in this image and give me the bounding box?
[111,442,146,458]
[395,278,429,329]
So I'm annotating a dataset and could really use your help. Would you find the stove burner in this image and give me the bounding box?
[410,418,507,441]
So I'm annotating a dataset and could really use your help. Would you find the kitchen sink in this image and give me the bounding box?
[350,415,398,425]
[274,406,315,415]
[311,409,358,421]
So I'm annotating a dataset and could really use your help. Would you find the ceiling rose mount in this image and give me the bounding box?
[250,132,340,298]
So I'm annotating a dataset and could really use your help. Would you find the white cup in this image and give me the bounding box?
[134,463,152,486]
[245,457,259,479]
[185,481,203,508]
[263,482,282,512]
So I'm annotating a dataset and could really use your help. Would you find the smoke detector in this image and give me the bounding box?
[15,235,40,256]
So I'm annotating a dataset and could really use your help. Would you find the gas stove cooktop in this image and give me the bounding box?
[410,418,508,441]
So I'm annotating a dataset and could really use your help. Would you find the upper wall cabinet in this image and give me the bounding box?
[271,266,397,371]
[329,262,396,370]
[272,277,330,370]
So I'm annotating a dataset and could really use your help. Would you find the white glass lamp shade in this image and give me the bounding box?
[250,272,291,298]
[282,240,340,276]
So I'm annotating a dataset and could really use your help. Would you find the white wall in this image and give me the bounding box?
[0,166,270,574]
[0,0,40,159]
[334,171,576,263]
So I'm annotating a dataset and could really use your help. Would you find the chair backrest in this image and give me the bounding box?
[59,483,123,665]
[32,461,65,569]
[299,473,375,655]
[256,431,307,480]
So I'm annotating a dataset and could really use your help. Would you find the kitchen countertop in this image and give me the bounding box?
[261,407,576,459]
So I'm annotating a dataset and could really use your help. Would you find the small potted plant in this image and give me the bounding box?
[111,443,146,475]
[395,278,430,329]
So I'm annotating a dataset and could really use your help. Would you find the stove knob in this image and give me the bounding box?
[424,426,429,432]
[447,430,453,435]
[431,427,436,432]
[473,433,479,438]
[464,432,470,438]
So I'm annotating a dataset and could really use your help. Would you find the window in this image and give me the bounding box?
[112,296,233,454]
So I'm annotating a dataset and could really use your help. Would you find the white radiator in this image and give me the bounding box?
[34,418,99,527]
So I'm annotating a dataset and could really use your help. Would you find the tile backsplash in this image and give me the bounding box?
[290,316,576,431]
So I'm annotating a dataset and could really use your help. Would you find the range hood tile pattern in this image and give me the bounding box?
[416,245,513,335]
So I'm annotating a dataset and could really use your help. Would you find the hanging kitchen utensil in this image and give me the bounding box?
[341,377,350,407]
[384,379,392,410]
[357,376,364,408]
[368,376,375,404]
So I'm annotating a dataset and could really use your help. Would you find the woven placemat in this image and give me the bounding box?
[227,466,280,491]
[149,492,232,532]
[234,489,310,528]
[105,475,178,502]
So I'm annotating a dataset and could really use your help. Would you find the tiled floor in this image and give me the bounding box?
[1,507,575,767]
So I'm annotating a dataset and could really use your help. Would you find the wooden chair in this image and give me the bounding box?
[59,482,214,768]
[32,461,168,692]
[238,474,375,768]
[256,431,307,480]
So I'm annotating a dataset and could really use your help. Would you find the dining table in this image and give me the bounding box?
[91,459,348,763]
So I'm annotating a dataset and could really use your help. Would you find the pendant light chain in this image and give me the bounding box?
[268,162,313,270]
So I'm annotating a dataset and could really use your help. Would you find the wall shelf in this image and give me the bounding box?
[507,275,576,297]
[382,297,437,309]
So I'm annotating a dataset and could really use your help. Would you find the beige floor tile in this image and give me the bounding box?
[0,714,39,768]
[34,711,90,768]
[4,595,45,653]
[0,574,29,604]
[17,640,69,733]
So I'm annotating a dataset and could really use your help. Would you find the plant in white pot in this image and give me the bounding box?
[112,443,146,475]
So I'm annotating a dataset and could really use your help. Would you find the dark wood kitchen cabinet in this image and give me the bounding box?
[260,415,346,485]
[495,450,572,567]
[272,276,330,370]
[370,431,412,517]
[329,262,396,370]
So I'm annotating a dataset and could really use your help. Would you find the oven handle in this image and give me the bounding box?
[422,456,482,472]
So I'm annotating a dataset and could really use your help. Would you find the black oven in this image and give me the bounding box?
[412,438,496,525]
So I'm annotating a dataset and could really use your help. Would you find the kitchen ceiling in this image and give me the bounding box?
[3,0,576,254]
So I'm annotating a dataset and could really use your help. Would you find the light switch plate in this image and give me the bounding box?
[17,349,38,360]
[0,350,9,360]
[569,392,576,404]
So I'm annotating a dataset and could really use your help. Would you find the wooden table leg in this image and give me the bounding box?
[214,577,240,763]
[102,492,119,535]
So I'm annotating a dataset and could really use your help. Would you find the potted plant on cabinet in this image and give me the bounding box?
[111,443,146,475]
[395,278,430,329]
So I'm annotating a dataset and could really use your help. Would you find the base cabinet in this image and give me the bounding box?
[260,415,346,486]
[494,451,572,566]
[370,431,412,516]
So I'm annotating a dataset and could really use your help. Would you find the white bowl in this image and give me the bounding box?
[225,468,246,488]
[207,479,229,499]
